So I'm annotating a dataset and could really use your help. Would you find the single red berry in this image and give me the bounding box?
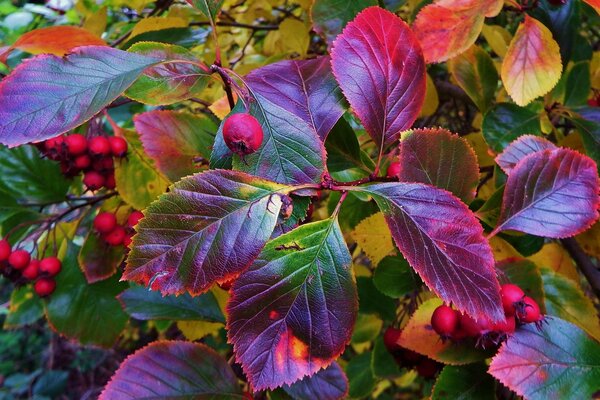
[104,172,116,190]
[501,283,525,316]
[34,278,56,297]
[383,326,402,352]
[22,260,40,280]
[458,313,482,337]
[94,212,117,234]
[39,257,62,277]
[416,358,439,379]
[8,250,30,270]
[0,239,11,262]
[109,136,128,157]
[387,161,401,177]
[88,136,111,156]
[127,210,144,227]
[123,233,133,248]
[588,98,599,107]
[431,304,459,336]
[490,315,516,334]
[65,134,88,155]
[518,296,541,323]
[83,171,105,190]
[223,113,264,156]
[104,226,126,246]
[73,154,91,170]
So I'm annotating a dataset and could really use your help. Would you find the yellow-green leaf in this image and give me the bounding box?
[129,17,188,39]
[350,212,395,266]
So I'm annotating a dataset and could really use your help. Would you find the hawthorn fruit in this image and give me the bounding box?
[88,136,111,157]
[387,161,401,177]
[127,210,144,227]
[65,134,87,155]
[0,240,11,261]
[500,283,524,316]
[223,113,264,156]
[431,304,458,336]
[8,250,30,270]
[34,278,56,297]
[94,212,117,234]
[104,226,126,246]
[109,136,128,157]
[518,296,541,323]
[39,257,62,277]
[383,326,402,352]
[22,260,40,280]
[83,171,105,190]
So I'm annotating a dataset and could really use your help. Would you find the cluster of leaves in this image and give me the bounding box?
[0,0,599,399]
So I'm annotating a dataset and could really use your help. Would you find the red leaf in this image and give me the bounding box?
[495,135,557,174]
[494,148,600,238]
[283,362,348,400]
[100,341,243,399]
[7,26,106,58]
[356,182,504,321]
[246,57,344,140]
[330,7,426,149]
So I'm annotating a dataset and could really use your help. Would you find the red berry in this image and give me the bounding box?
[44,136,65,159]
[383,326,402,352]
[92,156,114,172]
[223,113,264,156]
[73,154,91,170]
[501,284,525,316]
[94,212,117,234]
[104,172,116,190]
[22,260,40,280]
[0,239,11,262]
[65,134,87,155]
[8,250,30,270]
[431,305,458,336]
[109,136,128,157]
[39,257,62,277]
[458,313,482,337]
[490,315,516,334]
[416,358,439,379]
[588,98,599,107]
[83,171,105,190]
[104,226,126,246]
[127,210,144,227]
[123,233,133,248]
[518,296,541,323]
[387,161,401,177]
[88,136,111,156]
[34,278,56,297]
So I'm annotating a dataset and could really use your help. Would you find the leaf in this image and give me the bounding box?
[493,148,600,238]
[564,61,591,107]
[78,229,125,283]
[310,0,377,47]
[489,317,600,400]
[373,255,420,298]
[583,0,600,14]
[448,45,498,113]
[282,362,348,400]
[6,26,105,58]
[495,135,557,174]
[129,17,188,39]
[568,107,600,173]
[481,24,512,58]
[420,73,439,117]
[45,243,128,348]
[0,145,70,203]
[134,110,216,181]
[330,6,426,149]
[528,243,579,282]
[482,103,542,153]
[346,351,376,398]
[325,117,373,176]
[540,267,600,342]
[371,337,401,378]
[185,0,224,21]
[125,170,290,296]
[576,221,600,259]
[350,213,395,266]
[496,258,545,312]
[227,218,358,391]
[412,0,503,63]
[355,183,504,321]
[126,42,210,106]
[432,364,495,400]
[530,0,580,65]
[399,299,495,364]
[5,286,43,328]
[100,341,243,400]
[245,57,344,141]
[357,276,397,322]
[178,320,223,340]
[0,46,159,147]
[351,313,383,343]
[118,285,225,323]
[501,15,562,107]
[398,128,480,203]
[114,129,170,211]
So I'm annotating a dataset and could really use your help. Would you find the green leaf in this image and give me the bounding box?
[118,285,225,323]
[372,336,401,379]
[325,117,372,176]
[4,286,43,328]
[357,276,397,322]
[373,255,420,298]
[78,229,125,283]
[185,0,224,21]
[482,103,541,153]
[311,0,378,46]
[45,243,128,348]
[114,128,170,210]
[432,364,495,400]
[564,61,591,107]
[347,351,376,398]
[567,107,600,173]
[489,317,600,400]
[351,313,383,344]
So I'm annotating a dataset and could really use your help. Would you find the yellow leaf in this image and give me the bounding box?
[576,220,600,259]
[464,132,494,167]
[501,15,562,106]
[264,19,309,56]
[209,93,238,120]
[481,24,512,57]
[350,213,395,266]
[83,6,107,37]
[528,243,579,282]
[419,73,439,117]
[489,236,520,261]
[129,17,188,39]
[591,52,600,89]
[177,320,223,340]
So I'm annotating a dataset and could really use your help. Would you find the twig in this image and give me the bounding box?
[560,237,600,300]
[190,21,279,31]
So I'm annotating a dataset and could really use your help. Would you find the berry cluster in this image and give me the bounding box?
[0,239,62,297]
[383,327,443,379]
[38,134,128,190]
[430,284,542,346]
[93,210,143,248]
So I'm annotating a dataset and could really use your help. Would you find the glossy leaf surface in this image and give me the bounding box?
[125,170,289,296]
[0,46,158,147]
[330,6,426,148]
[227,218,358,390]
[78,229,125,283]
[283,362,348,400]
[432,364,495,400]
[482,103,542,153]
[495,135,557,174]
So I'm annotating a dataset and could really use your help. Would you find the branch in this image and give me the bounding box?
[560,237,600,300]
[190,21,279,31]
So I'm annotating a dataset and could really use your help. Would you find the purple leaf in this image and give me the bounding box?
[495,135,557,174]
[355,182,504,322]
[227,218,358,391]
[0,46,159,147]
[100,341,243,399]
[330,7,426,149]
[398,128,480,203]
[124,170,292,296]
[283,362,348,400]
[246,57,344,141]
[494,148,599,238]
